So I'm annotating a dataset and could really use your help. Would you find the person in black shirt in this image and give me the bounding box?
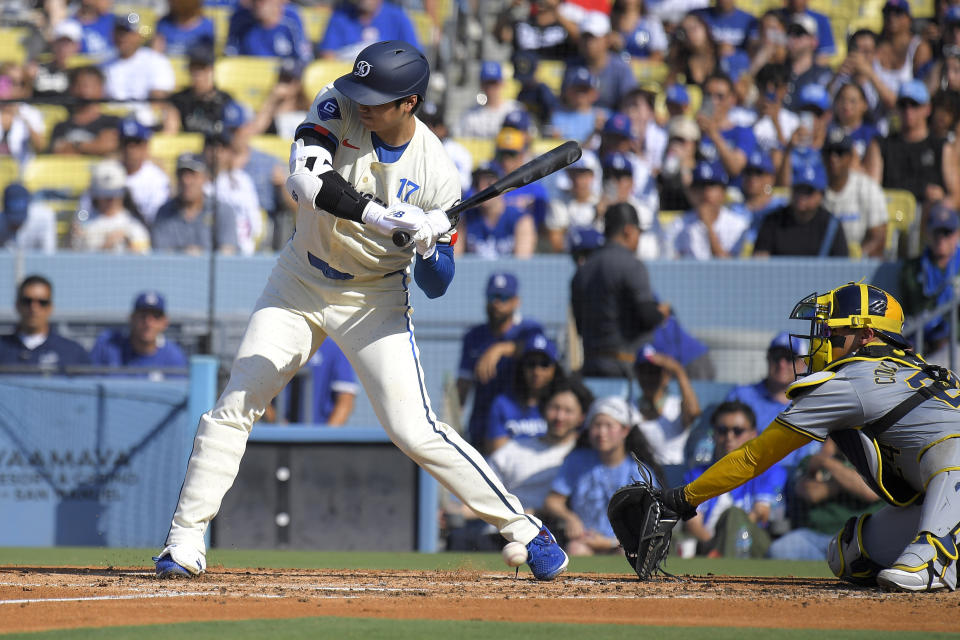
[571,203,667,377]
[164,45,234,136]
[48,66,120,156]
[0,274,89,371]
[753,158,849,257]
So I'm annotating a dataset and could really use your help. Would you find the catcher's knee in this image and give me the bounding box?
[827,514,883,585]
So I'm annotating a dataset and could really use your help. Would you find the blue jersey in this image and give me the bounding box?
[459,317,544,447]
[622,17,667,58]
[692,7,757,51]
[225,4,311,61]
[89,329,187,371]
[77,12,115,59]
[720,50,751,83]
[317,2,420,58]
[848,123,880,161]
[486,393,547,442]
[156,16,216,56]
[684,461,787,530]
[503,181,549,227]
[651,314,708,367]
[699,125,757,187]
[551,449,646,538]
[463,205,533,258]
[549,108,603,144]
[305,340,359,424]
[0,332,90,370]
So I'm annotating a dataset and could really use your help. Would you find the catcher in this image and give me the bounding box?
[608,282,960,592]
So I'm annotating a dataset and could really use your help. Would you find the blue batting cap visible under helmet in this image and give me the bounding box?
[334,40,430,106]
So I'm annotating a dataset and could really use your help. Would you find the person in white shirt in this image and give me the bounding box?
[0,63,45,167]
[488,379,595,512]
[634,343,701,466]
[751,62,799,164]
[821,129,888,258]
[118,118,170,226]
[102,13,176,125]
[457,61,522,139]
[664,160,749,259]
[0,184,56,253]
[204,130,263,256]
[73,159,151,253]
[545,155,601,252]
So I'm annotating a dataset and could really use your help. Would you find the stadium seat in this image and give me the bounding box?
[23,155,95,197]
[535,59,565,94]
[530,137,564,156]
[302,59,354,101]
[168,55,190,91]
[453,137,495,167]
[0,27,28,64]
[149,133,205,176]
[214,56,281,112]
[299,4,332,43]
[34,104,69,150]
[884,188,917,255]
[249,135,290,163]
[658,210,683,228]
[409,9,437,47]
[630,60,668,86]
[114,4,158,37]
[204,5,231,55]
[734,0,779,17]
[910,0,935,18]
[0,156,19,194]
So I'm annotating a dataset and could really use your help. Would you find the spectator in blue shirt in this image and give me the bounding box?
[73,0,116,61]
[610,0,668,61]
[548,66,605,143]
[781,13,834,113]
[280,339,359,425]
[696,72,757,186]
[543,395,654,556]
[458,161,537,259]
[768,0,837,62]
[683,401,787,557]
[225,0,311,62]
[316,0,420,61]
[0,275,90,371]
[90,291,188,376]
[457,272,545,450]
[155,0,216,56]
[570,12,637,112]
[692,0,758,54]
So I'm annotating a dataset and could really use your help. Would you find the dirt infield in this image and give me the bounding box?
[0,566,957,634]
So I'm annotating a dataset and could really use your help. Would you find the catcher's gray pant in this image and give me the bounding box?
[827,450,960,590]
[164,251,542,563]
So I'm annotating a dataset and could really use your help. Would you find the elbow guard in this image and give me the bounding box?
[314,171,381,224]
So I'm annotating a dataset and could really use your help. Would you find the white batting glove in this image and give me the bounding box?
[362,202,425,236]
[413,209,451,258]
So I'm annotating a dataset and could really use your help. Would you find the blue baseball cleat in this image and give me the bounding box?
[525,526,569,580]
[154,555,193,578]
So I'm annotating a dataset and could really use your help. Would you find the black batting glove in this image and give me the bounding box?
[662,485,697,521]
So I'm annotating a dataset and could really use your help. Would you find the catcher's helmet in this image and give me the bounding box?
[333,40,429,106]
[789,282,909,372]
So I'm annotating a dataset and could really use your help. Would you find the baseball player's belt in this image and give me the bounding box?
[307,252,404,281]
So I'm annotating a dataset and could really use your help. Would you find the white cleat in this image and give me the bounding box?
[877,568,947,592]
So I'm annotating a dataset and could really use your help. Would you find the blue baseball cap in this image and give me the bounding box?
[768,331,809,356]
[798,83,830,113]
[568,225,604,252]
[502,109,531,132]
[523,332,558,363]
[133,290,166,314]
[119,117,152,142]
[635,343,660,366]
[480,60,502,83]
[601,151,633,174]
[486,272,518,300]
[602,112,634,139]
[884,0,910,14]
[2,183,30,225]
[563,65,597,90]
[745,149,774,174]
[898,79,929,105]
[665,84,689,106]
[692,160,728,186]
[222,100,249,130]
[928,202,960,233]
[792,159,827,191]
[947,5,960,24]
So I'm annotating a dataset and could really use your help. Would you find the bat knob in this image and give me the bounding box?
[392,230,411,247]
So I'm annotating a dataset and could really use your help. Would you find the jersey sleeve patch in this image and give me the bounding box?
[316,97,342,122]
[785,370,836,400]
[296,123,339,151]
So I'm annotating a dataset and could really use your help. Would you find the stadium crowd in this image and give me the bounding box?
[5,0,960,558]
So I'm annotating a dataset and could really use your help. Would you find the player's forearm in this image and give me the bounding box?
[414,243,454,299]
[684,421,811,505]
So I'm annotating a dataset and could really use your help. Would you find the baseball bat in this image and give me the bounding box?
[392,140,583,247]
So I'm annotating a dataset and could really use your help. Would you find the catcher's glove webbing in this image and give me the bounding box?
[607,457,680,580]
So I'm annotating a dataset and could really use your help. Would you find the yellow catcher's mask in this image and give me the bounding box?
[789,283,908,373]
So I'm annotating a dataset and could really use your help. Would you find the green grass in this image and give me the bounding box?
[0,546,833,577]
[3,619,958,640]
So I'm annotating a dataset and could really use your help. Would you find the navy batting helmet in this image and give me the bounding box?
[333,40,429,106]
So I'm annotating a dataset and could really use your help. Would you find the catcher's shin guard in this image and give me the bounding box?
[878,526,960,592]
[827,514,884,586]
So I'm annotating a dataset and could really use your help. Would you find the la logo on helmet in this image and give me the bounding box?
[355,61,372,77]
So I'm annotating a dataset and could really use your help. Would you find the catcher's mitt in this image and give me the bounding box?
[606,458,679,580]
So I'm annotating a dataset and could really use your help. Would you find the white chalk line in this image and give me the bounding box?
[0,592,209,605]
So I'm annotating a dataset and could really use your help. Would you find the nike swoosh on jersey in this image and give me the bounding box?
[342,138,360,149]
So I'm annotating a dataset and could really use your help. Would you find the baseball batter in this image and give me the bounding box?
[658,283,960,592]
[154,41,568,580]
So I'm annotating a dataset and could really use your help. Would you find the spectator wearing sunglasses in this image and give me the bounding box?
[682,400,787,557]
[485,333,565,454]
[0,275,90,371]
[89,291,187,377]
